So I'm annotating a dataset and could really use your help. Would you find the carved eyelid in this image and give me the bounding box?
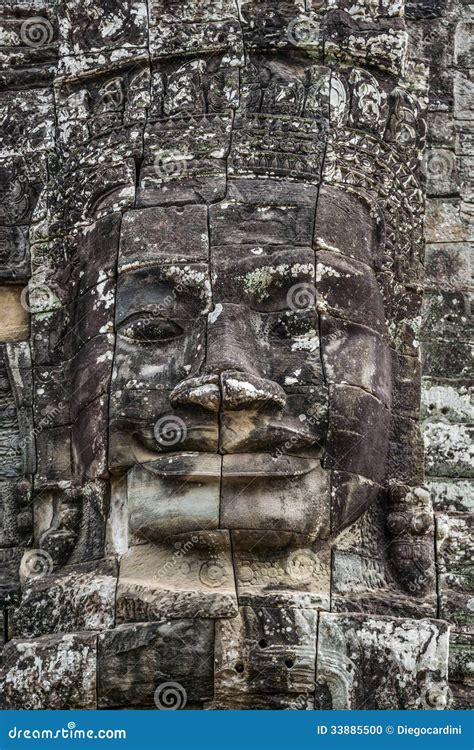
[117,309,178,326]
[117,312,185,342]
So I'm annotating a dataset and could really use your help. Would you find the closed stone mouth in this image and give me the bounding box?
[139,452,319,479]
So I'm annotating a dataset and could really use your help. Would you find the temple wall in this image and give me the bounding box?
[410,0,473,708]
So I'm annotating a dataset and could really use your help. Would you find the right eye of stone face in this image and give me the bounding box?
[118,316,184,343]
[267,311,317,340]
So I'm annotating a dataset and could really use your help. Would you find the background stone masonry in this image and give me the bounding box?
[0,0,472,709]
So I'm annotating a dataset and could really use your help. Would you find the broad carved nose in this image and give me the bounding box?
[170,303,286,412]
[206,302,261,377]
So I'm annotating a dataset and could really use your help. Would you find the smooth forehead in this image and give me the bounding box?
[117,180,379,268]
[113,176,384,324]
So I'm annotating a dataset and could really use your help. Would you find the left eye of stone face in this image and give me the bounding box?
[118,317,184,343]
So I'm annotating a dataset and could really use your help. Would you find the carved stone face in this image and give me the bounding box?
[106,49,397,556]
[109,196,332,543]
[19,0,427,623]
[1,0,444,713]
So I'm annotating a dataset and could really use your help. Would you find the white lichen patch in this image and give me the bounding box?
[160,265,212,303]
[314,238,341,254]
[291,329,320,352]
[316,263,344,281]
[238,263,314,301]
[208,303,223,324]
[422,384,473,422]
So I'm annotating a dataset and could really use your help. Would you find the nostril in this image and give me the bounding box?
[170,375,221,413]
[221,371,286,411]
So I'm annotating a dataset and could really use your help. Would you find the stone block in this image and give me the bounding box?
[0,546,22,607]
[422,382,473,424]
[232,530,330,610]
[388,414,424,486]
[0,89,54,157]
[221,454,330,540]
[437,513,474,632]
[425,199,473,243]
[421,339,473,380]
[116,531,238,622]
[428,478,474,513]
[219,387,327,455]
[316,251,386,334]
[214,606,318,701]
[421,291,473,342]
[391,351,421,419]
[320,316,391,407]
[119,205,209,269]
[424,147,458,198]
[325,384,390,484]
[0,287,29,342]
[448,632,474,709]
[210,201,315,247]
[0,225,29,282]
[424,423,473,477]
[56,0,148,76]
[98,620,214,708]
[12,559,117,638]
[330,471,380,534]
[127,455,221,540]
[72,395,109,481]
[211,245,315,313]
[0,632,97,709]
[314,186,383,269]
[454,71,474,121]
[316,614,449,709]
[35,424,72,484]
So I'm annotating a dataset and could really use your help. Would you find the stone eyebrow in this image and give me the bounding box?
[115,264,212,323]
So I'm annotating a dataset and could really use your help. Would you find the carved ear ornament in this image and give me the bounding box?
[386,484,436,594]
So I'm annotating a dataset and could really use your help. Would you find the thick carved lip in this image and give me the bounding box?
[139,452,319,479]
[135,419,319,456]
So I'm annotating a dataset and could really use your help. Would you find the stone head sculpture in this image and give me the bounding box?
[0,0,448,711]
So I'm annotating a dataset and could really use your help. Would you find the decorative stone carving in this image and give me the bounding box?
[316,614,450,710]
